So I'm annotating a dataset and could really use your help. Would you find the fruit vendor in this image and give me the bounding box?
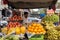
[23,12,29,24]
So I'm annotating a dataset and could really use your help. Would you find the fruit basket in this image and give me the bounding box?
[27,22,46,34]
[27,22,46,40]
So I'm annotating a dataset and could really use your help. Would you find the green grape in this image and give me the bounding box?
[51,14,59,23]
[42,14,59,23]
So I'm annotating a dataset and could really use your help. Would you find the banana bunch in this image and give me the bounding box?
[44,22,59,40]
[47,29,58,40]
[42,21,55,30]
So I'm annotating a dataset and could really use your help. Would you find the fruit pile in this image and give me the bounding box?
[2,22,26,35]
[15,26,26,35]
[46,29,58,40]
[9,15,22,21]
[0,35,20,40]
[44,22,59,40]
[42,14,59,23]
[7,22,21,28]
[28,22,46,34]
[55,25,60,40]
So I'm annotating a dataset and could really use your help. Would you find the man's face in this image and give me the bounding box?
[24,14,28,18]
[26,14,28,16]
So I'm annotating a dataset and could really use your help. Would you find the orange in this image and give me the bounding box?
[31,26,35,29]
[31,29,34,32]
[34,29,37,32]
[35,31,38,34]
[36,24,40,27]
[28,25,32,27]
[32,23,36,27]
[32,32,35,34]
[36,32,40,34]
[28,23,46,34]
[38,29,41,32]
[43,31,46,34]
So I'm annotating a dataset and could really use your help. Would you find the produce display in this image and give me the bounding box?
[28,22,46,34]
[43,22,60,40]
[55,25,60,40]
[9,15,22,21]
[7,22,21,28]
[0,9,59,40]
[46,29,58,40]
[0,35,20,40]
[1,22,46,40]
[42,14,59,23]
[2,22,26,35]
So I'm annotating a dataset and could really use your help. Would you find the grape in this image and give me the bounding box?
[42,14,59,23]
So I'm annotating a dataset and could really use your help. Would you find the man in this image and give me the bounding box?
[23,12,29,24]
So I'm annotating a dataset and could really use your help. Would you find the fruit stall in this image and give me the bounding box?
[0,0,60,40]
[0,9,60,40]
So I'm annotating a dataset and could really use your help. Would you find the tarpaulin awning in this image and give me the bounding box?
[7,0,57,9]
[8,0,53,2]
